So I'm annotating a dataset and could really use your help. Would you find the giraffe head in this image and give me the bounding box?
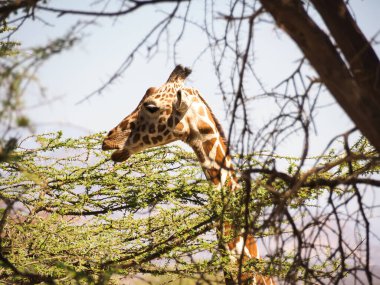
[102,65,219,162]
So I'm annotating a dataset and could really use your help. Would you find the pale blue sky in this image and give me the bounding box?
[14,0,379,157]
[13,0,378,162]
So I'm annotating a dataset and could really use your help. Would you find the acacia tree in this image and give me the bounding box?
[1,132,377,284]
[0,0,379,284]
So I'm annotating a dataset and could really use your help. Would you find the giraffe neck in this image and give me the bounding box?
[189,133,238,191]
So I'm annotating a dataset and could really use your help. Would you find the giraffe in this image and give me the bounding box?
[102,65,275,285]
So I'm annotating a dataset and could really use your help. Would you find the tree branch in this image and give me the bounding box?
[259,0,380,152]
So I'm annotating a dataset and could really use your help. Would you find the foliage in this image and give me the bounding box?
[0,132,218,284]
[0,132,378,284]
[0,26,19,57]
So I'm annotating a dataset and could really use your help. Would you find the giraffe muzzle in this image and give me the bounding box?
[110,149,130,162]
[102,139,120,151]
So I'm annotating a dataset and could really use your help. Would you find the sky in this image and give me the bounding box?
[11,0,378,161]
[9,0,380,271]
[12,1,379,155]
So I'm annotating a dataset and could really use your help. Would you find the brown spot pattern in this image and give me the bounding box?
[119,120,129,130]
[198,120,214,135]
[192,144,205,163]
[132,133,140,143]
[168,117,174,128]
[202,138,217,158]
[158,124,166,132]
[207,168,220,185]
[176,122,184,131]
[146,87,156,96]
[246,235,259,259]
[149,124,156,133]
[215,144,227,168]
[142,135,150,145]
[198,107,205,116]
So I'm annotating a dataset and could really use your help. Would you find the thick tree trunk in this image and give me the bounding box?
[259,0,380,152]
[310,0,380,92]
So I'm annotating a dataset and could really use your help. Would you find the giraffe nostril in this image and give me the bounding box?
[107,130,114,137]
[102,141,110,150]
[102,139,119,150]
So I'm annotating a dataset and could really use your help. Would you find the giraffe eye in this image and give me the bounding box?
[144,103,160,113]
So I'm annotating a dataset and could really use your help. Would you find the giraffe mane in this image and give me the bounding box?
[196,93,228,146]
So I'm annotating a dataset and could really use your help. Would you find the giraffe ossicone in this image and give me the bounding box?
[102,65,275,285]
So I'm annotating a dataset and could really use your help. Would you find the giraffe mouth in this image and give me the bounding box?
[111,149,130,162]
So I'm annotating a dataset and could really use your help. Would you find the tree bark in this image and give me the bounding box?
[259,0,380,152]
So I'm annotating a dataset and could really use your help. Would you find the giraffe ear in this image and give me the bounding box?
[175,89,189,112]
[176,90,182,108]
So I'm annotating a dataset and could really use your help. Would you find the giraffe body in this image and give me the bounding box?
[102,65,274,285]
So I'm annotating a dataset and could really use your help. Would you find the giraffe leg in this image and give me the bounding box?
[245,236,275,285]
[223,224,275,285]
